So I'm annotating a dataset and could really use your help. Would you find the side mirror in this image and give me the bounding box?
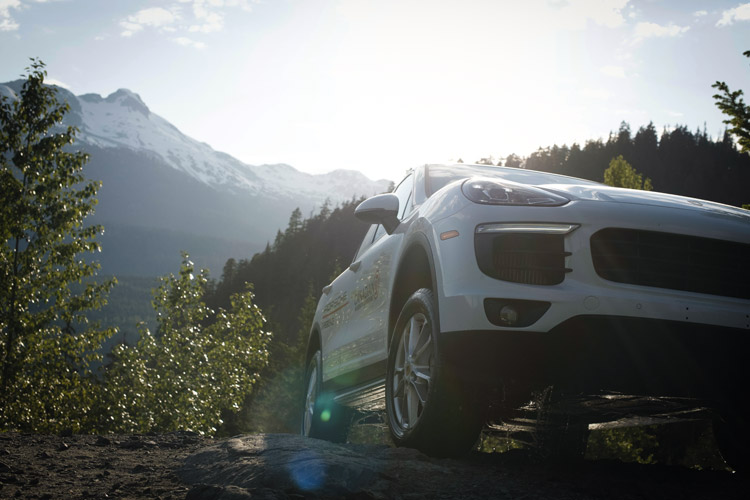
[355,193,400,234]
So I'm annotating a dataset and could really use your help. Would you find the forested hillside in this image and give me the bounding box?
[206,199,370,346]
[516,122,749,207]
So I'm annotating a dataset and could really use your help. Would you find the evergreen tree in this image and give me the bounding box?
[286,207,303,235]
[712,50,750,153]
[505,153,523,168]
[0,59,115,432]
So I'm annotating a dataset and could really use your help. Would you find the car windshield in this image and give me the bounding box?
[425,164,601,197]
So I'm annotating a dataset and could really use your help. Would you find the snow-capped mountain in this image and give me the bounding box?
[0,81,392,276]
[74,88,391,200]
[1,82,389,201]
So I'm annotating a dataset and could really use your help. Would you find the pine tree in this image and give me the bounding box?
[712,50,750,153]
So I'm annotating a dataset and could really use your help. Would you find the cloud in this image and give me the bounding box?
[188,10,223,33]
[120,7,177,37]
[601,65,626,78]
[119,1,257,40]
[549,0,630,30]
[0,0,20,31]
[1,0,68,31]
[632,21,689,44]
[173,36,206,49]
[693,10,708,18]
[717,3,750,26]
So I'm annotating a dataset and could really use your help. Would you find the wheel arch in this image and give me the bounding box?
[305,325,321,365]
[388,232,438,347]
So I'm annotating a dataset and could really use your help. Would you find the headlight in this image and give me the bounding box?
[461,178,569,206]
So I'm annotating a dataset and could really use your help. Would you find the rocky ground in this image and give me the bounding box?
[0,431,747,499]
[0,432,212,499]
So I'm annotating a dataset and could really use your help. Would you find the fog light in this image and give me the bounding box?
[484,298,551,328]
[499,305,518,325]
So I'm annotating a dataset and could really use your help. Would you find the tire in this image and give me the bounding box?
[301,349,351,442]
[385,288,483,457]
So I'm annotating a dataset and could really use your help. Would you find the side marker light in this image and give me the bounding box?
[440,230,460,240]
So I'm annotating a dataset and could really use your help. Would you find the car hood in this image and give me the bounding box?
[543,184,750,221]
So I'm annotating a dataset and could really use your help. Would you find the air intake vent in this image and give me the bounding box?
[591,228,750,300]
[475,233,570,285]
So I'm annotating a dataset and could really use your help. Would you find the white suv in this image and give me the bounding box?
[301,163,750,464]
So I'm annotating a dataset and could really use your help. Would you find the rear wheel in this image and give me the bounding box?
[301,350,351,442]
[386,288,483,457]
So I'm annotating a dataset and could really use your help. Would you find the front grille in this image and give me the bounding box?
[475,233,570,285]
[591,228,750,300]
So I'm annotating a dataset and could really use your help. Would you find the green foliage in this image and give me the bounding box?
[604,155,653,191]
[587,427,658,464]
[476,432,525,453]
[0,59,115,432]
[712,50,750,153]
[104,253,270,435]
[586,422,728,470]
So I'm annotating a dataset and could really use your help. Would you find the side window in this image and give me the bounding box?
[393,174,414,220]
[353,224,377,262]
[371,174,413,245]
[372,223,387,243]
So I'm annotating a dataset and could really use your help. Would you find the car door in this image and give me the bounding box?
[321,174,415,386]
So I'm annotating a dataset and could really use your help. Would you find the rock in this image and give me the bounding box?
[95,436,111,447]
[180,433,450,499]
[132,464,153,474]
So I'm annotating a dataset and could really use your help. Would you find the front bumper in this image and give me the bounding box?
[432,199,750,335]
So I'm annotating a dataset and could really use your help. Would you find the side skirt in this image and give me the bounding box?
[323,360,387,412]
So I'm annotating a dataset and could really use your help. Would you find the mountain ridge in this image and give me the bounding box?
[0,80,391,199]
[0,79,392,276]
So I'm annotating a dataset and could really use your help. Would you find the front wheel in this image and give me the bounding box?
[385,288,483,457]
[301,349,351,442]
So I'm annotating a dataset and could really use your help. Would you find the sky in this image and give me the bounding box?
[1,0,749,183]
